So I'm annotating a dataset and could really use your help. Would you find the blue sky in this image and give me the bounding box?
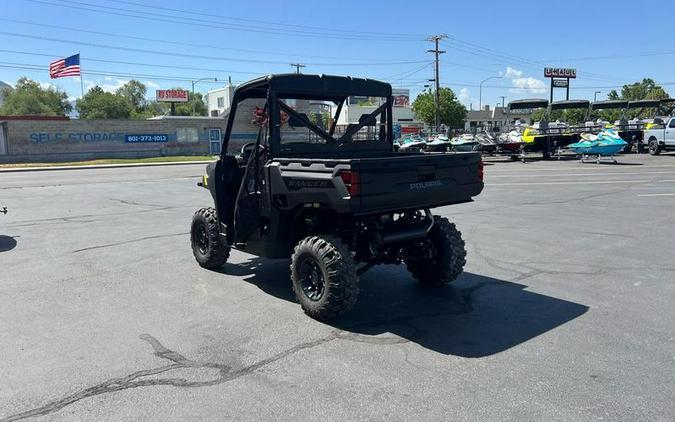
[1,0,674,109]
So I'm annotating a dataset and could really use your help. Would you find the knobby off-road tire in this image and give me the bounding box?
[648,139,661,156]
[290,235,359,321]
[191,207,230,269]
[406,216,466,286]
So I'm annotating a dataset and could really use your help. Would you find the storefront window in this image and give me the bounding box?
[177,127,199,143]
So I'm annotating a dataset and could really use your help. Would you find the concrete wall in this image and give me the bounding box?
[0,117,236,163]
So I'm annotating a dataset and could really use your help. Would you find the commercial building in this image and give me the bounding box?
[206,84,237,117]
[463,105,534,132]
[0,115,236,163]
[0,81,12,105]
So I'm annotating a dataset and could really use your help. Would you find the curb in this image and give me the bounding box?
[0,160,215,173]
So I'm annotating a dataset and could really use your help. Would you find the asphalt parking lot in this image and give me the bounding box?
[1,154,675,421]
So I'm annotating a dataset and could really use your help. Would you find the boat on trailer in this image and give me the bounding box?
[568,128,627,163]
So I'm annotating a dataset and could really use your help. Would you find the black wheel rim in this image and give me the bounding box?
[650,142,657,153]
[298,257,325,301]
[193,223,209,255]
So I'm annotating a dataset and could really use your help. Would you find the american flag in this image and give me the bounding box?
[49,54,81,79]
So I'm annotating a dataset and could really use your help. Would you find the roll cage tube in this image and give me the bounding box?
[276,98,389,145]
[277,100,334,144]
[337,102,388,143]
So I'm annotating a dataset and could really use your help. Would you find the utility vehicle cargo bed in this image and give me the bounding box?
[353,152,483,213]
[273,152,483,215]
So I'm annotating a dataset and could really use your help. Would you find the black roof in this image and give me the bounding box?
[591,100,628,110]
[549,100,590,110]
[508,98,549,111]
[233,74,392,101]
[627,100,661,109]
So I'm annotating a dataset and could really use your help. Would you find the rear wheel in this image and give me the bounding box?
[648,139,661,156]
[406,216,466,286]
[290,235,359,321]
[191,207,230,269]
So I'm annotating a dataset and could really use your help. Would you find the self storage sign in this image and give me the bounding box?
[544,68,577,79]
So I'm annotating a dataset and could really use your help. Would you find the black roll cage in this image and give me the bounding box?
[220,74,394,159]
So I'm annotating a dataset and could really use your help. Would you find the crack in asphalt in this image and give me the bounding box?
[72,232,188,253]
[1,281,500,421]
[108,198,169,208]
[5,206,188,229]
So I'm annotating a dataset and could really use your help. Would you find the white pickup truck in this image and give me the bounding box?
[644,116,675,155]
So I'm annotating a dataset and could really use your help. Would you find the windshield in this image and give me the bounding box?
[275,96,391,154]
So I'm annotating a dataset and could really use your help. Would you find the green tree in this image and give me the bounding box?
[116,80,148,116]
[412,88,467,129]
[604,78,670,119]
[76,86,133,119]
[173,91,208,116]
[0,77,71,116]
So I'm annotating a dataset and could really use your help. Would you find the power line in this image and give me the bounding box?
[95,0,426,39]
[0,61,246,84]
[0,18,414,62]
[441,39,625,84]
[0,31,429,67]
[27,0,423,42]
[290,63,306,74]
[0,49,263,75]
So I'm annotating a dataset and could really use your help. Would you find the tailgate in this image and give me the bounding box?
[355,153,483,213]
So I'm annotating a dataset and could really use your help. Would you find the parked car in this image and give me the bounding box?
[643,116,675,155]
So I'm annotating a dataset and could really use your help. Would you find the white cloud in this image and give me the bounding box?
[144,80,160,89]
[39,81,55,90]
[505,67,523,79]
[503,67,546,94]
[510,77,546,94]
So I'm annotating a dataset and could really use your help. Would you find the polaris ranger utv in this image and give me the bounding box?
[191,74,483,321]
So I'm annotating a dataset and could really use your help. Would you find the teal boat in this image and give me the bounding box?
[568,129,627,156]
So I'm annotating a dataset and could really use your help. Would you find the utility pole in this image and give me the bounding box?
[426,34,447,133]
[499,96,507,109]
[290,63,306,74]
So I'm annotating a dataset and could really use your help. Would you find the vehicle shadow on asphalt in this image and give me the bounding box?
[218,259,588,358]
[0,235,18,252]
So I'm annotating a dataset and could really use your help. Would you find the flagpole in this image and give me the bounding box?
[79,52,85,98]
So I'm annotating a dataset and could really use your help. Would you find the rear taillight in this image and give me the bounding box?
[478,160,484,182]
[340,170,360,196]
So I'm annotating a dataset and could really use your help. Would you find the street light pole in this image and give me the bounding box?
[479,76,503,110]
[594,91,601,102]
[191,77,218,116]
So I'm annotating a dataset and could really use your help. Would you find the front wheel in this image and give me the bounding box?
[290,235,359,321]
[406,216,466,286]
[648,139,661,156]
[191,207,230,269]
